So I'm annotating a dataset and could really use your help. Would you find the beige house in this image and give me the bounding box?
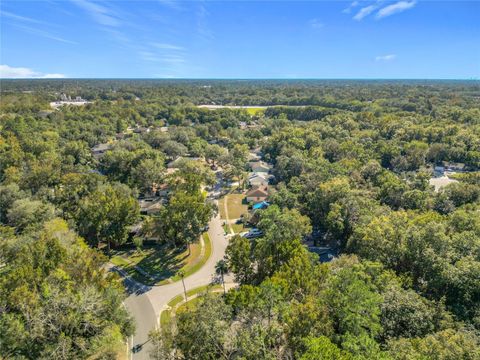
[246,186,269,203]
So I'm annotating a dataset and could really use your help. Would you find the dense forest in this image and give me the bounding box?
[1,79,479,359]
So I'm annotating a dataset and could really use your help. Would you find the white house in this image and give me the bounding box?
[248,173,269,187]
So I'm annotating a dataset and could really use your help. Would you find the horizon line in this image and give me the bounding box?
[1,77,479,81]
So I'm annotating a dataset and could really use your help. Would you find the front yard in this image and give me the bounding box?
[110,233,211,286]
[219,193,249,234]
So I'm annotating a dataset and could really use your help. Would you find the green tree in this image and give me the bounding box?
[225,235,254,284]
[300,336,351,360]
[175,293,232,360]
[7,198,55,233]
[0,219,133,359]
[131,157,165,194]
[76,183,139,251]
[154,189,213,253]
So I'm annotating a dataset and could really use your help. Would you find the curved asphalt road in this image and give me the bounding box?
[119,173,232,359]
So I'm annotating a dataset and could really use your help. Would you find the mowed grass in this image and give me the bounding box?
[232,223,246,234]
[163,233,212,284]
[111,233,211,286]
[244,107,264,116]
[218,197,227,219]
[219,193,248,220]
[161,284,222,330]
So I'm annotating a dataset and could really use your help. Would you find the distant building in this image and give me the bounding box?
[249,161,271,173]
[91,143,112,159]
[429,176,458,192]
[246,186,269,203]
[133,126,151,134]
[443,162,466,172]
[248,173,269,187]
[139,197,164,215]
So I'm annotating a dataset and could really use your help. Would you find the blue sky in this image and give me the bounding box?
[1,1,479,79]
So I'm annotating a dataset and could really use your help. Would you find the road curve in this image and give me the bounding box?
[123,207,231,359]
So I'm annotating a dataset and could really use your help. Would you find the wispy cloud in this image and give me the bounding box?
[309,19,324,29]
[196,3,213,42]
[376,1,416,19]
[375,54,397,61]
[11,23,77,44]
[342,1,359,14]
[0,10,47,25]
[0,64,65,78]
[157,0,183,11]
[139,44,186,64]
[71,0,121,27]
[151,42,185,51]
[353,5,378,21]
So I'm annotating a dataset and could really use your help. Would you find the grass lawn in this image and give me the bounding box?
[219,193,248,220]
[110,233,211,286]
[232,223,246,234]
[226,193,248,219]
[161,284,222,330]
[163,233,212,284]
[176,291,222,314]
[245,107,265,116]
[218,197,227,219]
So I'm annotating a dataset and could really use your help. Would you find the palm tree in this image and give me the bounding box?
[178,270,188,306]
[215,260,228,295]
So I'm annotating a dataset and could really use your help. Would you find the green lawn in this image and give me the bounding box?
[244,107,265,116]
[160,284,222,330]
[218,197,227,219]
[164,233,212,284]
[110,233,211,286]
[219,193,248,220]
[232,223,246,234]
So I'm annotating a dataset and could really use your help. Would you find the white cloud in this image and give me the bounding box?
[375,54,397,61]
[12,23,77,44]
[309,19,324,29]
[72,0,120,27]
[196,3,213,42]
[353,5,378,21]
[376,1,416,19]
[0,10,46,25]
[342,1,359,14]
[0,64,66,78]
[157,0,183,11]
[151,42,185,51]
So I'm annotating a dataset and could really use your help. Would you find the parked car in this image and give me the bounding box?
[243,228,263,239]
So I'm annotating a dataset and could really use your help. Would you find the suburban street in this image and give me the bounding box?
[120,173,232,359]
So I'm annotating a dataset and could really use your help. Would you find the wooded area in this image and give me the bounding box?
[1,79,479,359]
